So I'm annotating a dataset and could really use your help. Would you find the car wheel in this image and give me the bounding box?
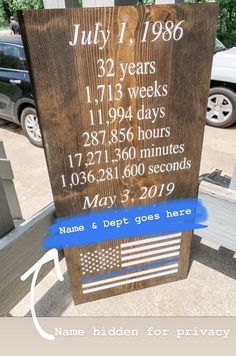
[206,87,236,128]
[21,107,42,147]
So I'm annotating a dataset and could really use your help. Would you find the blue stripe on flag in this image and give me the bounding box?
[81,257,179,283]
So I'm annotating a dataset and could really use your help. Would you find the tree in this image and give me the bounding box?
[0,0,44,26]
[137,0,155,4]
[217,0,236,47]
[0,1,11,26]
[184,1,236,47]
[10,0,44,13]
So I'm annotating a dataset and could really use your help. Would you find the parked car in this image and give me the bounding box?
[0,36,235,148]
[0,36,42,147]
[207,39,236,128]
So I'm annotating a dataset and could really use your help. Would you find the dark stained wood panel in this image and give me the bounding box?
[19,4,218,304]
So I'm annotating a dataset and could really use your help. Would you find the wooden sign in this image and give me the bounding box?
[19,3,218,304]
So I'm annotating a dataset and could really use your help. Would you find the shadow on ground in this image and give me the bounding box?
[190,234,236,280]
[25,271,71,317]
[0,121,24,136]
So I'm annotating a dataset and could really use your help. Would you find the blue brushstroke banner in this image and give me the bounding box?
[42,199,207,250]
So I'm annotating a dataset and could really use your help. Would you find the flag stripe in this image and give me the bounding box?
[121,238,181,254]
[81,257,179,283]
[82,263,178,289]
[121,251,180,267]
[121,245,180,261]
[120,232,181,248]
[83,269,178,294]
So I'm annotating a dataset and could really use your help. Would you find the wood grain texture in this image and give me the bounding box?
[0,159,14,180]
[19,4,218,304]
[0,203,64,316]
[0,141,14,237]
[0,141,23,221]
[197,181,236,251]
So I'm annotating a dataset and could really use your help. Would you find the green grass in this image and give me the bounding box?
[0,24,8,31]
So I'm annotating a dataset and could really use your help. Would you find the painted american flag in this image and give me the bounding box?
[80,232,181,294]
